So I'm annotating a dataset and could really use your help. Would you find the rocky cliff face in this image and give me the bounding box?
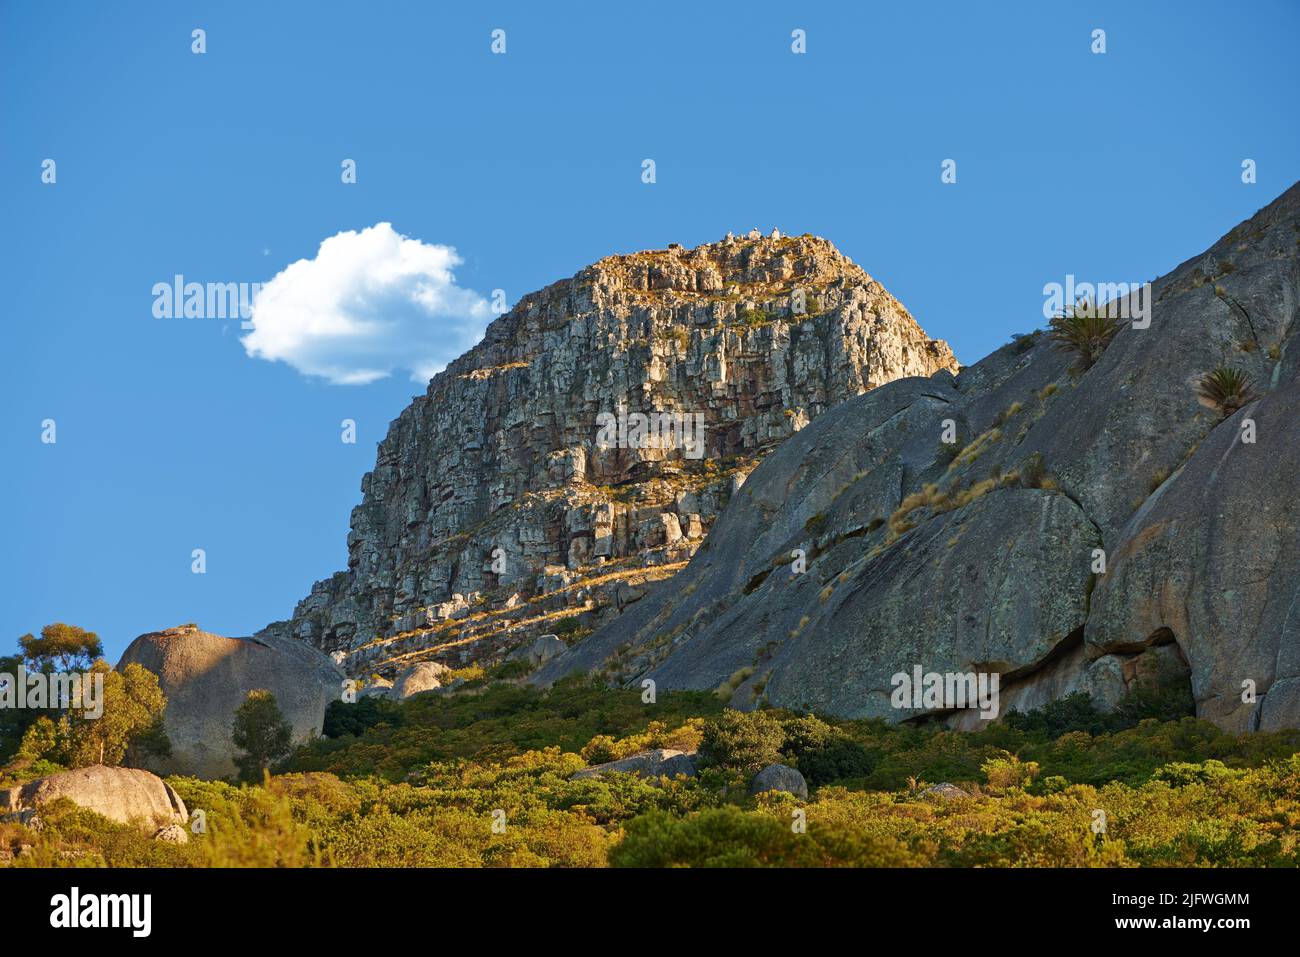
[261,230,957,675]
[536,184,1300,733]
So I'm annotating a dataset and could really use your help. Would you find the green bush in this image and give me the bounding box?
[796,735,876,786]
[323,697,403,738]
[697,710,786,773]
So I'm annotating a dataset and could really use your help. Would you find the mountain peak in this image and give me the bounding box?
[262,232,958,671]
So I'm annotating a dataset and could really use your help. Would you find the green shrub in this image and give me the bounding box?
[1049,302,1121,371]
[1197,367,1257,417]
[323,697,403,738]
[697,710,786,773]
[796,736,876,786]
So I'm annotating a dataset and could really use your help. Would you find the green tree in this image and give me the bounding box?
[0,652,38,763]
[17,661,170,768]
[232,689,293,781]
[19,623,103,673]
[697,709,786,773]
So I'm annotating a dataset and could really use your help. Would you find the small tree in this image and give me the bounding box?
[17,661,170,768]
[19,623,103,673]
[232,689,293,781]
[0,652,37,763]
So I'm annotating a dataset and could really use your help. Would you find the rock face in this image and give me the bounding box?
[537,183,1300,732]
[571,749,698,780]
[261,232,956,678]
[0,766,187,833]
[117,624,344,779]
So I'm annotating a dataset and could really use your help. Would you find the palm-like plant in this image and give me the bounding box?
[1197,367,1257,417]
[1048,299,1122,371]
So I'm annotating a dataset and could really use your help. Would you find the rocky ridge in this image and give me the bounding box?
[536,184,1300,733]
[261,230,957,678]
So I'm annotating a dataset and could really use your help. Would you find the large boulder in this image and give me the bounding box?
[117,624,344,779]
[390,661,452,699]
[1086,379,1300,732]
[506,634,566,669]
[751,764,808,799]
[0,766,187,835]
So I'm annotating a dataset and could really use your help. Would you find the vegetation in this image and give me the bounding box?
[11,660,169,764]
[18,623,103,672]
[5,663,1299,868]
[232,690,294,782]
[1197,366,1257,417]
[1048,300,1122,371]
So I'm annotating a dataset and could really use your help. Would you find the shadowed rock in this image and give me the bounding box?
[117,624,344,779]
[751,763,808,798]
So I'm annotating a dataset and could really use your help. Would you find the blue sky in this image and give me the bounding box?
[3,1,1297,661]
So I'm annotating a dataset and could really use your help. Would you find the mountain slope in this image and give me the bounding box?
[261,230,958,675]
[537,184,1300,733]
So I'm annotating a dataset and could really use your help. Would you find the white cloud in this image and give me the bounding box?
[241,223,491,385]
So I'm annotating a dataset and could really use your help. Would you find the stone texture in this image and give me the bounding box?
[152,823,190,844]
[357,677,393,699]
[917,782,969,801]
[0,766,188,833]
[537,183,1300,732]
[260,232,957,678]
[1085,377,1300,732]
[751,764,808,798]
[571,748,698,780]
[506,634,567,669]
[390,661,452,699]
[117,624,344,779]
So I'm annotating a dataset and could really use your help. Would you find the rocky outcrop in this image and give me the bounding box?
[537,183,1300,732]
[571,749,698,780]
[917,783,969,801]
[117,624,344,779]
[506,634,567,669]
[1085,376,1300,732]
[261,232,957,678]
[0,766,188,835]
[390,661,452,699]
